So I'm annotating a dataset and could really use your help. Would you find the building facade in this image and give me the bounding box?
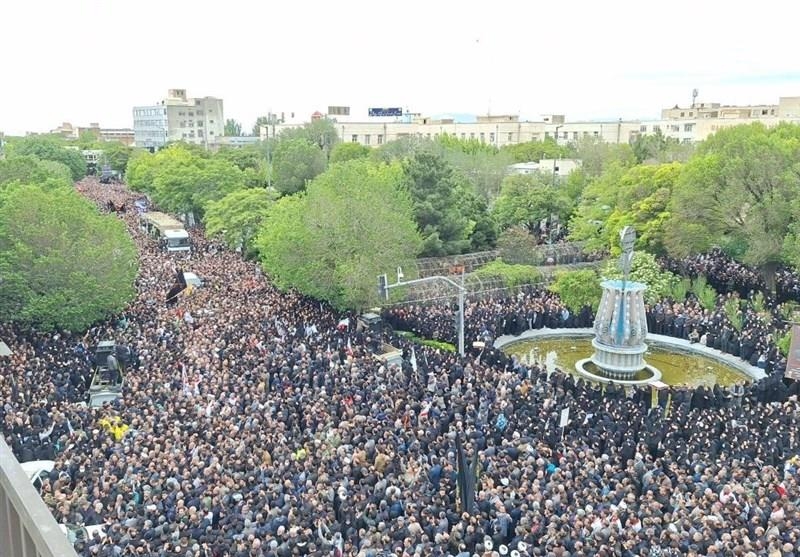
[260,96,800,149]
[49,122,135,145]
[133,89,224,150]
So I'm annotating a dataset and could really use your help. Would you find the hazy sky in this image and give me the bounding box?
[3,0,800,136]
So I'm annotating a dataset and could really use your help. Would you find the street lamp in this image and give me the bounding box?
[379,267,467,356]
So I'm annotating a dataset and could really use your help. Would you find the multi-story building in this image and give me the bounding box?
[133,89,224,150]
[259,96,800,149]
[49,122,135,145]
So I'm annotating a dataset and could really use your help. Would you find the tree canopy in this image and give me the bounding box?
[492,173,573,235]
[665,123,800,290]
[256,159,422,310]
[204,188,278,257]
[0,183,137,331]
[329,142,370,164]
[6,135,87,180]
[126,145,246,217]
[272,138,327,195]
[224,119,243,136]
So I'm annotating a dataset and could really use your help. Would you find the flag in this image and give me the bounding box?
[410,347,418,373]
[39,421,55,441]
[165,268,188,306]
[346,337,352,355]
[337,317,350,331]
[455,436,477,514]
[67,419,75,436]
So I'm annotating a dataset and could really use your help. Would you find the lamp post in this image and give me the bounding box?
[379,268,467,356]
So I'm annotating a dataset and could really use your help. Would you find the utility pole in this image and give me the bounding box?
[379,268,466,356]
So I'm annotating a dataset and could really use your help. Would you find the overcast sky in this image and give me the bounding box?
[2,0,800,136]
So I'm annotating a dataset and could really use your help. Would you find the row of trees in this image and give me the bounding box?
[567,123,800,291]
[0,143,138,331]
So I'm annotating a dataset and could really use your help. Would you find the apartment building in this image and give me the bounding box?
[133,89,224,150]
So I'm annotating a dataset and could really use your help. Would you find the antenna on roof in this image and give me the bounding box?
[692,88,699,109]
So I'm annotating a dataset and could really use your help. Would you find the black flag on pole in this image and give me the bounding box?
[165,268,188,306]
[455,436,477,514]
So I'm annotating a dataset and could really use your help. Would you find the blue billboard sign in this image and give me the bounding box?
[368,107,403,117]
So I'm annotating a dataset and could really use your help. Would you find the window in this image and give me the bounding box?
[593,131,599,137]
[351,135,358,143]
[364,134,371,145]
[209,120,215,124]
[544,132,551,139]
[640,125,647,132]
[489,132,495,143]
[479,132,485,142]
[652,125,661,132]
[470,133,475,139]
[684,123,694,132]
[196,110,204,116]
[689,112,693,116]
[762,109,768,115]
[670,125,680,132]
[572,131,578,140]
[461,133,466,139]
[188,112,194,117]
[377,134,384,145]
[178,111,185,116]
[197,130,203,137]
[180,121,186,127]
[197,121,203,127]
[508,132,513,142]
[426,133,431,139]
[680,112,685,117]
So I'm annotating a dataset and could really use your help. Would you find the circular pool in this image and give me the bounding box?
[502,336,752,388]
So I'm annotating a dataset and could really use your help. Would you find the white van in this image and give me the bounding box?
[163,229,191,252]
[59,524,107,545]
[20,460,55,493]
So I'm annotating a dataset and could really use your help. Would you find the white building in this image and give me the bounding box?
[133,89,224,150]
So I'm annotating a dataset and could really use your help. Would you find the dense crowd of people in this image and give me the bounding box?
[1,178,800,557]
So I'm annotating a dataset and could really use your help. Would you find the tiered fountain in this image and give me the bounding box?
[575,227,662,385]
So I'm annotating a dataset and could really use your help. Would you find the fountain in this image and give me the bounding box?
[575,227,662,385]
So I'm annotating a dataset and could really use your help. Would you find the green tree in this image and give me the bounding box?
[502,139,573,163]
[329,142,371,164]
[601,251,678,303]
[279,118,339,155]
[492,173,573,235]
[402,152,478,256]
[127,145,246,217]
[632,129,696,164]
[7,135,87,180]
[256,159,422,309]
[272,138,327,195]
[252,116,274,137]
[0,184,137,331]
[570,162,681,256]
[666,123,800,292]
[100,141,134,175]
[575,137,636,178]
[549,269,602,312]
[204,188,278,256]
[224,119,243,136]
[0,156,72,191]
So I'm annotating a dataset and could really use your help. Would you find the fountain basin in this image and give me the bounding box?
[496,328,765,388]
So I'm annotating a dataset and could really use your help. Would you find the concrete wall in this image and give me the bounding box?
[0,438,78,557]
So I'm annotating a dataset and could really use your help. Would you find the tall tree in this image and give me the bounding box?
[402,152,478,256]
[492,173,573,236]
[569,162,682,255]
[665,123,800,292]
[224,119,243,137]
[0,184,137,331]
[329,142,370,164]
[502,138,574,163]
[100,141,134,174]
[575,137,636,178]
[204,188,278,256]
[256,160,421,309]
[272,138,326,195]
[7,135,87,180]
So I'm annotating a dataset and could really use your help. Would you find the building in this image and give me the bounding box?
[133,89,224,150]
[260,95,800,149]
[49,122,135,145]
